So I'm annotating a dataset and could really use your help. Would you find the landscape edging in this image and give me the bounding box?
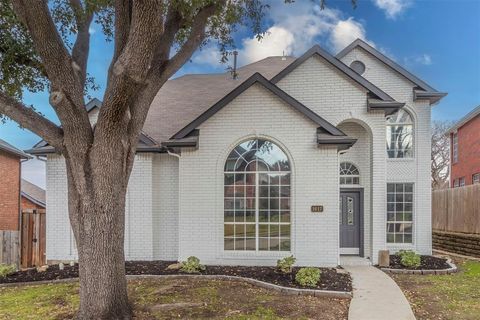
[381,259,457,275]
[0,274,352,299]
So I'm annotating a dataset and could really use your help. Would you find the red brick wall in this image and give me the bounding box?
[21,196,44,211]
[451,114,480,186]
[0,150,21,230]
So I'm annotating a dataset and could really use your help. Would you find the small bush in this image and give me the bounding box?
[0,264,16,278]
[295,267,321,287]
[180,256,206,273]
[398,250,421,268]
[277,256,296,274]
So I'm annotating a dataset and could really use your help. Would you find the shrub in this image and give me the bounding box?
[277,255,296,274]
[295,267,321,287]
[0,264,16,278]
[180,256,206,273]
[398,250,421,268]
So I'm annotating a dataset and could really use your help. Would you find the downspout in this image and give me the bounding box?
[167,148,181,159]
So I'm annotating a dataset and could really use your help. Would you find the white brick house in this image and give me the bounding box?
[28,39,446,266]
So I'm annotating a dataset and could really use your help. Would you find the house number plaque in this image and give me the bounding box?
[311,205,324,213]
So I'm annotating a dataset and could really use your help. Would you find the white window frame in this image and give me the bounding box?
[224,139,291,252]
[386,109,414,159]
[459,177,466,187]
[339,162,360,185]
[386,183,414,244]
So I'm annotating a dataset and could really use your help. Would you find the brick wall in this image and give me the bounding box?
[451,114,480,186]
[20,196,44,211]
[0,151,20,230]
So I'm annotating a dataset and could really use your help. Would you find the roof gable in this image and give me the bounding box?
[171,72,346,140]
[336,39,446,102]
[271,44,395,102]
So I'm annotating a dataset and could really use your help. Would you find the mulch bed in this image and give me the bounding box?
[0,261,351,292]
[387,255,450,270]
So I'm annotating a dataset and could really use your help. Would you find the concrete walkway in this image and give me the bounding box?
[343,266,416,320]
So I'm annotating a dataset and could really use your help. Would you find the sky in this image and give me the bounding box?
[1,0,479,188]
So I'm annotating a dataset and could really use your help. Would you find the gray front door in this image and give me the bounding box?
[340,191,361,254]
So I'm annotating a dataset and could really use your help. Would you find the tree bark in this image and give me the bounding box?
[65,137,133,320]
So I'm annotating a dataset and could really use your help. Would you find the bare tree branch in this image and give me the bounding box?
[0,91,64,149]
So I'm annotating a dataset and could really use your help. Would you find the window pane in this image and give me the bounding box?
[245,238,256,250]
[259,238,269,251]
[224,238,234,250]
[259,224,269,237]
[386,111,413,159]
[280,225,290,237]
[225,211,234,222]
[280,211,290,223]
[224,224,234,237]
[270,211,279,222]
[280,239,291,251]
[269,238,280,251]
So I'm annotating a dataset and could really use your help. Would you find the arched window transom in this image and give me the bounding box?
[224,139,291,251]
[339,162,360,185]
[386,109,413,158]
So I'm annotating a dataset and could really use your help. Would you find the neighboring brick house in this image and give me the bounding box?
[28,39,446,266]
[21,179,46,211]
[448,105,480,187]
[0,139,31,230]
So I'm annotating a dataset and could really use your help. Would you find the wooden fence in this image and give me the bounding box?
[21,209,46,268]
[0,230,20,267]
[432,184,480,234]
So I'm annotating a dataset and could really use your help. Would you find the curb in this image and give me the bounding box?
[381,259,458,275]
[0,274,352,299]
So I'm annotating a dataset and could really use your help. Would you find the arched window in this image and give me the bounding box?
[386,109,413,158]
[339,162,360,185]
[224,139,291,251]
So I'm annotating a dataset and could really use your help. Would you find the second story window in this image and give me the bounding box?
[386,109,413,158]
[452,132,458,163]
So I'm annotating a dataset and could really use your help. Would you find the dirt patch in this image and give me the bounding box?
[131,278,350,320]
[0,260,352,292]
[388,255,450,270]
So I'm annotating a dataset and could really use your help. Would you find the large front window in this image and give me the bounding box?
[386,109,413,158]
[224,139,291,251]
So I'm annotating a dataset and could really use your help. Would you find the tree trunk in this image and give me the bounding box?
[66,141,134,319]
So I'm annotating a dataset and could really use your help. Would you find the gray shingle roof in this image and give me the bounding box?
[144,56,296,143]
[21,179,46,207]
[0,138,31,159]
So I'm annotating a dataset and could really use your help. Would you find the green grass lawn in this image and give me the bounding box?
[391,259,480,320]
[0,278,349,319]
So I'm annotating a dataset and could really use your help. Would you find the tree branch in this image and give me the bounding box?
[11,1,80,93]
[0,91,64,149]
[70,0,94,86]
[112,0,132,62]
[161,2,221,80]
